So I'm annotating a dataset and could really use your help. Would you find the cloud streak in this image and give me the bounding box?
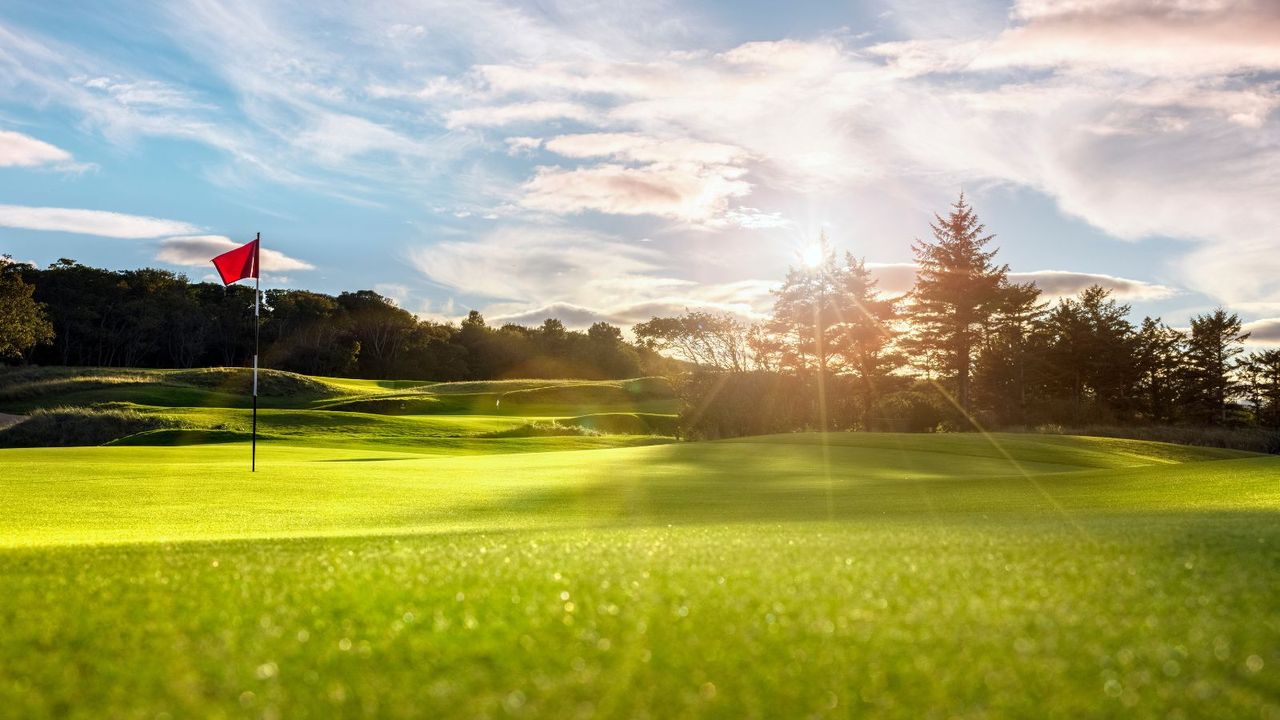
[0,129,74,168]
[156,235,314,272]
[867,262,1177,301]
[0,204,199,238]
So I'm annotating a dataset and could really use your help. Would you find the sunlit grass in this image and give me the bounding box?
[1,366,1278,717]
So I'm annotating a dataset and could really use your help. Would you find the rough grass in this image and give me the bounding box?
[0,406,185,448]
[480,420,599,438]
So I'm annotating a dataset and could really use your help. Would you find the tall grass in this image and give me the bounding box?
[0,406,185,448]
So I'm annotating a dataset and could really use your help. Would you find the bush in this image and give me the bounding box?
[870,390,949,433]
[677,370,820,440]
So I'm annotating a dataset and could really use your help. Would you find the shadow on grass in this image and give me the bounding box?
[446,439,1280,531]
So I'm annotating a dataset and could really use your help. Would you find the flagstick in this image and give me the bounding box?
[252,232,260,473]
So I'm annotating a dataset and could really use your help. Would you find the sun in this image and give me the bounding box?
[801,244,824,268]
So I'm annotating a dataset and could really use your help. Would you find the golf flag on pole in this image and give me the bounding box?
[211,238,259,285]
[210,235,262,471]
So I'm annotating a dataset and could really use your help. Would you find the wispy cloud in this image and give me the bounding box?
[156,235,314,271]
[867,262,1177,301]
[446,101,599,128]
[409,223,772,328]
[0,129,76,168]
[519,163,750,222]
[0,204,199,238]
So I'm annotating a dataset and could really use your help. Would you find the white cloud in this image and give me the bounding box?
[519,163,750,222]
[1243,318,1280,345]
[866,262,1178,300]
[720,207,789,229]
[0,204,199,238]
[504,136,543,155]
[989,0,1280,76]
[156,235,314,272]
[374,283,410,304]
[409,224,774,329]
[445,101,599,128]
[411,226,662,303]
[0,129,73,167]
[1010,270,1178,301]
[543,133,747,166]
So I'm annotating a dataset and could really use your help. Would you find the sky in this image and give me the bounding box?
[1,0,1278,344]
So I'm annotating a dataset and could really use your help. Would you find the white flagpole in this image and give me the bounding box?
[252,232,260,472]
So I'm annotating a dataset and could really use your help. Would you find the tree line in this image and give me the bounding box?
[635,195,1280,438]
[0,258,675,381]
[2,194,1278,440]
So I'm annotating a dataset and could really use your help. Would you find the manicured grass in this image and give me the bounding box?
[3,516,1276,719]
[1,368,1278,717]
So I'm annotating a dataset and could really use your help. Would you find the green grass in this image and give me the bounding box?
[1,367,1278,718]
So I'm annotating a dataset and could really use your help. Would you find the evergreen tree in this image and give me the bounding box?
[1183,309,1250,425]
[1240,349,1280,427]
[972,281,1045,425]
[1133,317,1186,423]
[904,193,1012,413]
[1038,286,1136,423]
[829,254,904,429]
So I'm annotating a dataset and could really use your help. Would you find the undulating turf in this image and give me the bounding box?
[1,367,1277,718]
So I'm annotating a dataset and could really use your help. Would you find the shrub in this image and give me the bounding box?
[870,391,949,433]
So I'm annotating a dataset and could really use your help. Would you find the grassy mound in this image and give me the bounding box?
[169,367,334,397]
[563,412,678,436]
[0,406,183,448]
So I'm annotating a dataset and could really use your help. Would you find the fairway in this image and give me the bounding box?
[2,369,1279,720]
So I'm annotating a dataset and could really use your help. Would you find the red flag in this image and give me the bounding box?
[211,238,259,285]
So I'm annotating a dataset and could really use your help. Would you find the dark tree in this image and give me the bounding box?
[1184,309,1250,425]
[1241,350,1280,427]
[635,311,751,372]
[0,257,54,362]
[1038,286,1136,423]
[972,281,1044,425]
[904,194,1013,414]
[1133,317,1186,423]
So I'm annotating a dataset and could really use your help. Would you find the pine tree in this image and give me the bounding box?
[1184,308,1250,425]
[904,193,1011,414]
[1240,349,1280,427]
[1133,317,1186,423]
[1038,286,1136,422]
[972,281,1044,425]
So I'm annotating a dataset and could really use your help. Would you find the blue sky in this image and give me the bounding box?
[1,0,1278,343]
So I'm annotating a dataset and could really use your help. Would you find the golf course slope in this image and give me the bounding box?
[1,367,1278,718]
